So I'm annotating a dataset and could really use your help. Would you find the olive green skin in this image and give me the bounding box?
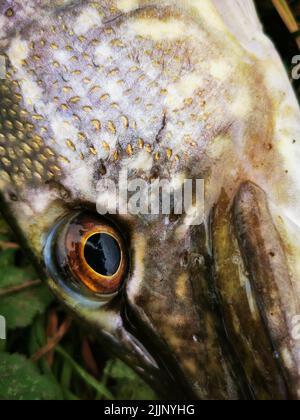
[1,0,300,400]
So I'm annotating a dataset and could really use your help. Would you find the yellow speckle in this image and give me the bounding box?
[1,158,10,167]
[14,121,23,130]
[34,161,44,175]
[21,143,32,155]
[63,86,73,93]
[90,85,101,94]
[117,0,139,13]
[78,132,87,141]
[176,273,188,299]
[184,98,193,106]
[108,69,119,77]
[113,150,119,161]
[32,114,44,121]
[111,39,125,48]
[44,148,55,157]
[14,94,22,102]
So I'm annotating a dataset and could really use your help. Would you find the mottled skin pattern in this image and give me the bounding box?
[1,0,300,399]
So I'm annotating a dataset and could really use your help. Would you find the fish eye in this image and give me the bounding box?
[47,212,128,296]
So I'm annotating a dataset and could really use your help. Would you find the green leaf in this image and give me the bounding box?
[0,353,63,400]
[104,359,158,400]
[0,249,17,270]
[0,285,53,330]
[55,346,114,400]
[0,218,12,239]
[0,249,53,330]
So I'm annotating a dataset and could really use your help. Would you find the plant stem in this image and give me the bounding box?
[0,279,41,296]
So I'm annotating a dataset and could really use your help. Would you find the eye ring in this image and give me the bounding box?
[47,212,128,296]
[74,224,127,293]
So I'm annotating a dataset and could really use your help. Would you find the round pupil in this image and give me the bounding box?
[84,233,121,276]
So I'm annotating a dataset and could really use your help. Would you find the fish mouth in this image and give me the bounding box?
[120,302,199,400]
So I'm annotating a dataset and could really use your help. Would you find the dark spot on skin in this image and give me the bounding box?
[267,143,273,150]
[269,252,275,257]
[5,7,14,17]
[93,161,107,181]
[169,211,181,223]
[293,140,296,144]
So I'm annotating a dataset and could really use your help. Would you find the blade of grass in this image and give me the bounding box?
[45,309,59,367]
[272,0,300,49]
[82,338,100,378]
[55,345,114,400]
